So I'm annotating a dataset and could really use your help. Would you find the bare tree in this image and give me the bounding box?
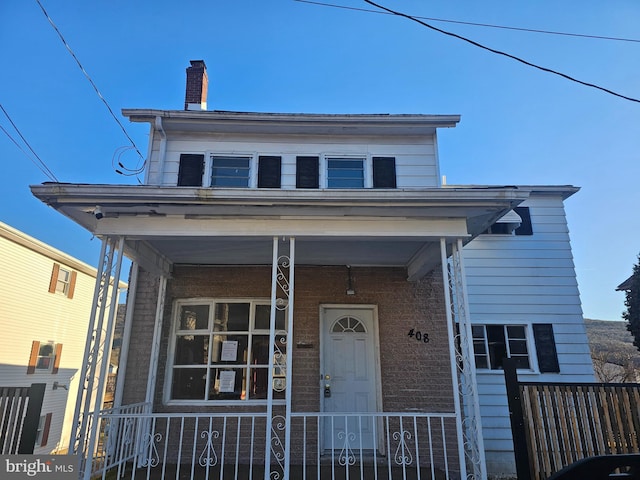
[592,351,638,383]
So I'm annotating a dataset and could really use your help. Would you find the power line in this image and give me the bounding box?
[35,0,146,166]
[358,0,639,104]
[294,0,640,43]
[0,103,60,182]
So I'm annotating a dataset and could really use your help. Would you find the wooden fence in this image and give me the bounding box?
[504,360,640,480]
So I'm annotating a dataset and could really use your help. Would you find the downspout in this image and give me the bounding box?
[113,263,138,409]
[155,116,167,186]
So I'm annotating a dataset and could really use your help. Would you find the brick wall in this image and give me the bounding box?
[122,265,454,413]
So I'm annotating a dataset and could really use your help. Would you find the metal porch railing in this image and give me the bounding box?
[88,409,460,480]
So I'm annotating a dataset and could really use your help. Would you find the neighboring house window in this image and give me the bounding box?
[481,207,534,236]
[327,157,365,188]
[35,413,52,447]
[257,156,282,188]
[472,325,530,370]
[27,341,63,374]
[177,154,205,186]
[372,157,397,188]
[168,300,286,403]
[210,156,251,187]
[296,156,319,189]
[48,263,77,299]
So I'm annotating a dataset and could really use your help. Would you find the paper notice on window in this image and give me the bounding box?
[221,340,238,361]
[219,370,236,393]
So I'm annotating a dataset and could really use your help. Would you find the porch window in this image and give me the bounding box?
[472,324,530,370]
[168,300,286,403]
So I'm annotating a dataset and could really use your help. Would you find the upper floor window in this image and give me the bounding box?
[178,154,283,189]
[167,299,287,403]
[211,156,251,187]
[27,341,63,374]
[327,157,365,188]
[177,153,397,190]
[48,263,77,299]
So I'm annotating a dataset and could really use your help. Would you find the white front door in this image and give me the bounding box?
[321,306,380,451]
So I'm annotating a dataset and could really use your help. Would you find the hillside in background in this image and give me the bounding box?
[585,318,640,371]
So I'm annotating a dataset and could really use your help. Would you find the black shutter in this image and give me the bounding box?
[258,156,282,188]
[296,156,319,189]
[177,154,204,186]
[514,207,533,236]
[532,324,560,373]
[373,157,397,188]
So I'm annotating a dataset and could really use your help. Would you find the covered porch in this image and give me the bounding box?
[30,184,529,480]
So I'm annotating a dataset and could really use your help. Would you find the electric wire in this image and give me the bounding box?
[0,103,60,182]
[35,0,146,174]
[294,0,640,43]
[359,0,639,104]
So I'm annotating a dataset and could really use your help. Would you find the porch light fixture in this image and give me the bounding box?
[346,265,355,295]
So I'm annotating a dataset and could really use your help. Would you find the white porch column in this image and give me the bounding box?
[265,237,295,480]
[70,236,125,479]
[440,238,487,480]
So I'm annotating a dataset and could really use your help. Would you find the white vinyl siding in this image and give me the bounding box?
[462,194,595,473]
[146,134,439,189]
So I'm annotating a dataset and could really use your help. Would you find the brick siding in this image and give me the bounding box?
[123,265,454,413]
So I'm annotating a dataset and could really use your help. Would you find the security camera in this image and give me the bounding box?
[94,206,103,220]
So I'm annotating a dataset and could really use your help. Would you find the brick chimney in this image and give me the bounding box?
[184,60,208,110]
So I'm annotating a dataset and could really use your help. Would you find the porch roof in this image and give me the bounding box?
[30,184,529,280]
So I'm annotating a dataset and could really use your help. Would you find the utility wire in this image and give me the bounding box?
[35,0,145,165]
[0,103,60,182]
[294,0,640,44]
[360,0,640,104]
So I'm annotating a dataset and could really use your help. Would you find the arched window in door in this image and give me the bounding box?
[331,316,366,333]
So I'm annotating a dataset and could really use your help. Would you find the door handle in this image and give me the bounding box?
[324,384,331,398]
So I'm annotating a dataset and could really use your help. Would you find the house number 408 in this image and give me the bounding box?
[408,329,429,343]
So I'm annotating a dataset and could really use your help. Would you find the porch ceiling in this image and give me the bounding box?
[30,183,530,279]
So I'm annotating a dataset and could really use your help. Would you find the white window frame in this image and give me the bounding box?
[55,267,71,295]
[471,324,535,372]
[164,298,287,405]
[205,152,257,188]
[321,154,370,189]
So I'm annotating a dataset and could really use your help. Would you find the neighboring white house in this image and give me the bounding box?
[0,221,126,454]
[30,60,594,479]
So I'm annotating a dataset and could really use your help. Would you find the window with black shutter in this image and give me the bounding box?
[257,156,282,188]
[372,157,397,188]
[296,156,319,189]
[177,154,205,186]
[532,324,560,373]
[514,207,533,236]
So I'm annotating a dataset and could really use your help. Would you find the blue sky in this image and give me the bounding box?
[1,0,638,320]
